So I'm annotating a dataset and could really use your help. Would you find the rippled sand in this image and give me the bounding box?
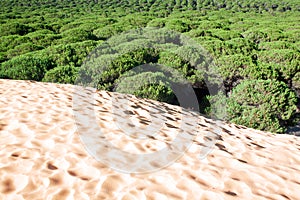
[0,79,300,200]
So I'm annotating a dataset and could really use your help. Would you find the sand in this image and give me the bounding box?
[0,79,300,200]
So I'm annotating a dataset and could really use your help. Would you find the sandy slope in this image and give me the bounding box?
[0,79,300,200]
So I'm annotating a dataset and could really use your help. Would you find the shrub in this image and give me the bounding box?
[0,52,7,63]
[115,70,178,105]
[26,30,61,47]
[258,41,292,50]
[0,22,33,36]
[0,55,54,81]
[225,79,297,133]
[242,30,270,44]
[38,40,98,67]
[209,29,241,41]
[223,38,257,55]
[158,50,205,87]
[215,54,255,93]
[246,49,300,87]
[60,28,96,43]
[147,18,166,28]
[93,25,123,40]
[292,72,300,100]
[165,19,191,33]
[43,65,79,84]
[78,47,159,90]
[6,42,44,59]
[0,35,30,53]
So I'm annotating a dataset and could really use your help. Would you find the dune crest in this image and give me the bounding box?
[0,79,299,200]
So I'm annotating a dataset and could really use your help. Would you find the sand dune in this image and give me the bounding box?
[0,79,300,200]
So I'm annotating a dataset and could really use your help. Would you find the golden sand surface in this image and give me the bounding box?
[0,79,300,200]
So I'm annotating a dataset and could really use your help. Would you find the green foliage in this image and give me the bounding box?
[215,54,255,92]
[258,41,292,50]
[157,48,206,87]
[209,29,242,41]
[1,0,298,15]
[242,30,270,44]
[115,70,177,105]
[60,28,96,43]
[292,72,300,90]
[43,65,79,84]
[79,47,159,90]
[158,51,188,68]
[246,49,300,86]
[0,53,6,63]
[0,22,33,36]
[0,55,54,81]
[34,40,98,67]
[204,92,227,119]
[147,18,166,28]
[222,38,257,55]
[0,35,30,53]
[225,79,297,133]
[165,19,191,32]
[26,30,61,47]
[121,14,153,27]
[6,43,44,59]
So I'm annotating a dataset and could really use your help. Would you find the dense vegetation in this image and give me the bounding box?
[0,0,299,133]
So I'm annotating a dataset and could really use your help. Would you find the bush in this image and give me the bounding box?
[242,30,270,44]
[60,28,96,43]
[258,41,292,50]
[158,50,205,87]
[115,70,178,105]
[26,30,61,47]
[0,22,33,36]
[215,54,255,93]
[165,19,191,33]
[0,55,54,81]
[43,65,79,84]
[225,79,297,133]
[223,38,257,55]
[78,47,159,90]
[0,52,7,63]
[6,42,44,59]
[37,40,98,67]
[93,25,123,40]
[147,18,166,28]
[246,49,300,87]
[292,72,300,100]
[0,35,30,53]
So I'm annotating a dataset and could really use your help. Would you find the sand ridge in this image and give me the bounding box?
[0,79,300,200]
